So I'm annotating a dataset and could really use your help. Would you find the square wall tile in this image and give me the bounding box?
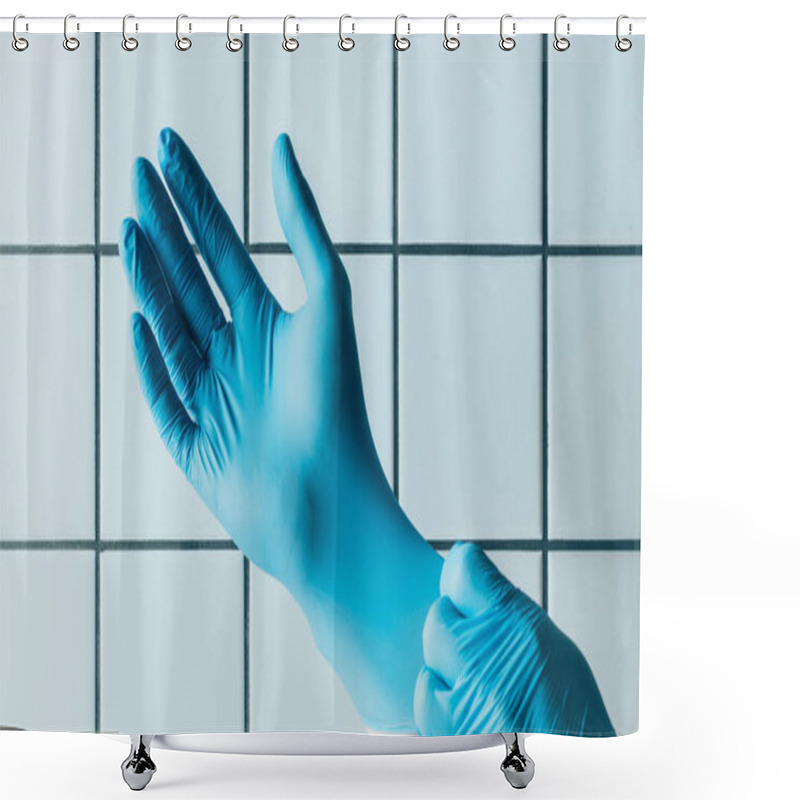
[548,551,640,735]
[99,257,227,539]
[548,36,644,245]
[0,256,95,540]
[548,256,641,539]
[252,254,394,482]
[0,35,95,245]
[249,35,392,244]
[399,35,542,244]
[487,549,543,606]
[249,563,365,732]
[436,545,543,607]
[101,549,244,733]
[400,256,542,539]
[100,33,244,245]
[0,550,95,731]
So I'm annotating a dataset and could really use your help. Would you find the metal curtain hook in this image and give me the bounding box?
[283,15,299,51]
[443,13,460,51]
[63,13,80,51]
[175,13,192,51]
[499,13,516,51]
[339,14,355,51]
[616,14,632,51]
[12,14,29,51]
[394,14,410,50]
[122,14,139,51]
[553,14,570,51]
[226,14,243,52]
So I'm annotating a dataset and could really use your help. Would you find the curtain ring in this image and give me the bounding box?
[338,14,355,51]
[63,13,80,51]
[443,14,460,51]
[121,14,138,51]
[175,13,192,51]
[394,14,410,51]
[282,15,299,51]
[12,14,29,52]
[553,14,570,51]
[499,14,515,51]
[615,15,632,51]
[226,15,243,52]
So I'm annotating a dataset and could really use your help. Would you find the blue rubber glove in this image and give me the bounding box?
[415,542,615,736]
[118,128,442,733]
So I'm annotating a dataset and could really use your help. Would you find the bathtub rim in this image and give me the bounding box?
[103,731,509,756]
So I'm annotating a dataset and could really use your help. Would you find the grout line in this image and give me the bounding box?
[243,33,250,249]
[0,537,641,552]
[431,539,642,552]
[541,33,550,615]
[0,539,238,550]
[0,244,96,255]
[243,554,250,733]
[0,243,643,258]
[243,32,251,734]
[427,539,641,554]
[392,44,400,499]
[548,245,642,256]
[93,31,102,735]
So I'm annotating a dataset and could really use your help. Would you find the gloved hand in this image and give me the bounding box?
[415,542,615,736]
[118,128,443,733]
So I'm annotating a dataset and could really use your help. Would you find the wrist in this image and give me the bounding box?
[296,458,443,731]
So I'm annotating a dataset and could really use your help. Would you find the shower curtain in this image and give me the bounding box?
[0,29,643,738]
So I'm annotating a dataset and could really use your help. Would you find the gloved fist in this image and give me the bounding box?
[415,542,615,737]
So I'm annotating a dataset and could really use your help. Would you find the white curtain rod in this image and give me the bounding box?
[0,16,646,36]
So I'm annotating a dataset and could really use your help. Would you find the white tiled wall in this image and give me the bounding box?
[400,256,543,539]
[99,33,244,245]
[548,256,642,539]
[1,34,642,735]
[548,35,645,245]
[548,551,640,735]
[249,565,366,732]
[100,549,244,733]
[488,550,544,606]
[399,35,543,244]
[249,35,393,244]
[0,35,95,245]
[0,256,95,540]
[0,550,95,731]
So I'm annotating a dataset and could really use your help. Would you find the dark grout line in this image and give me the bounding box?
[93,31,102,735]
[541,33,550,615]
[1,243,642,258]
[549,244,642,256]
[243,553,250,733]
[431,539,642,552]
[243,33,250,250]
[0,244,96,255]
[392,44,400,500]
[242,32,251,735]
[0,539,239,550]
[394,243,543,256]
[1,537,640,552]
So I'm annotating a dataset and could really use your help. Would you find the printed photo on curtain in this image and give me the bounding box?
[0,29,643,740]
